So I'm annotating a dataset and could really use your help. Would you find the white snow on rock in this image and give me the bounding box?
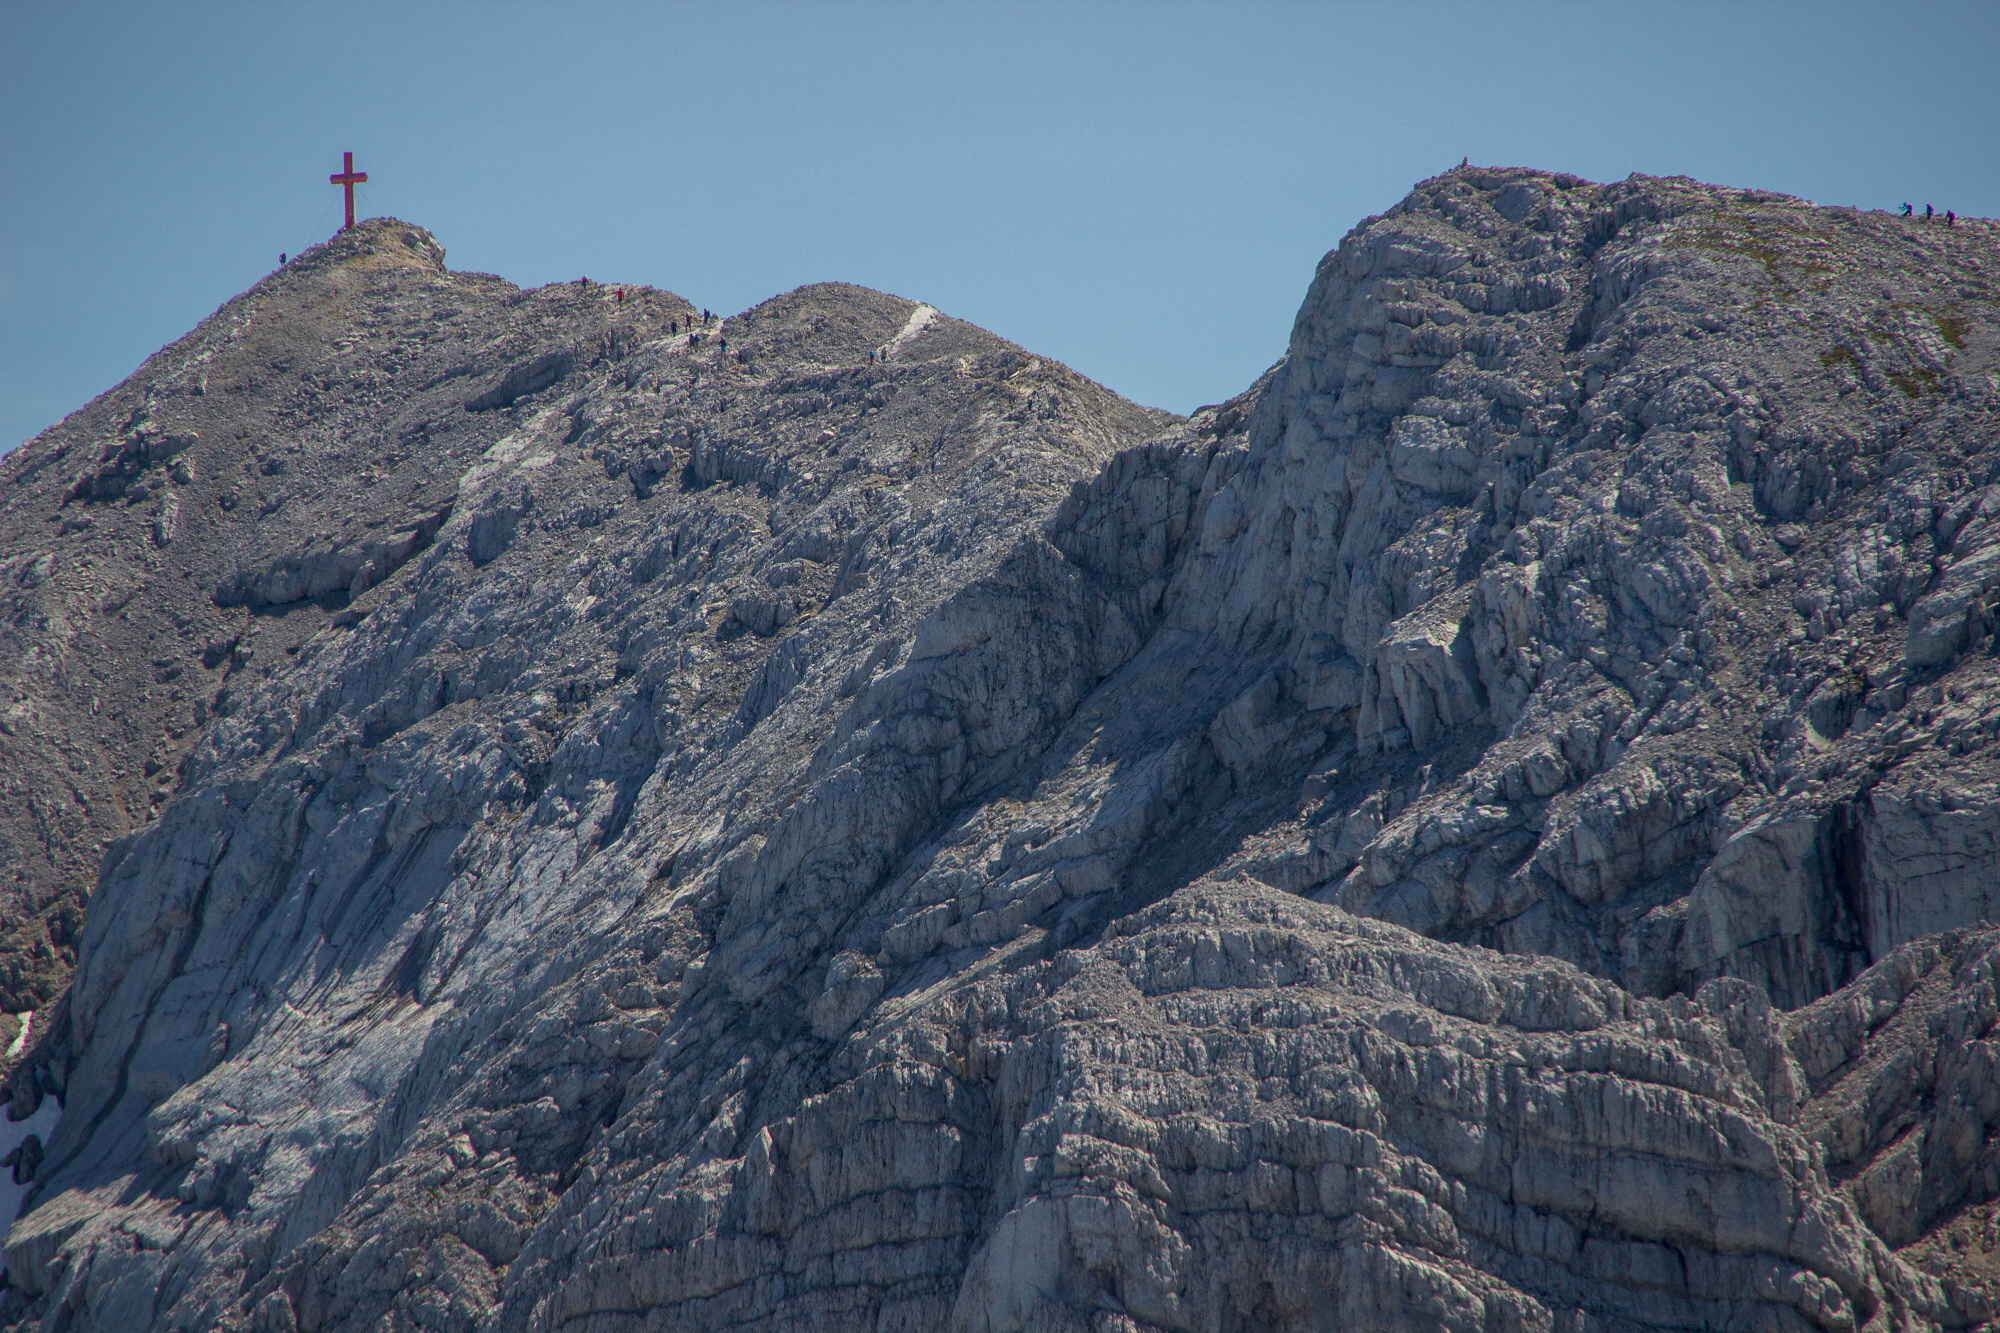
[2,1012,29,1061]
[879,302,936,360]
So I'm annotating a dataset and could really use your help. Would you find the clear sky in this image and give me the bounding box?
[4,1,1997,453]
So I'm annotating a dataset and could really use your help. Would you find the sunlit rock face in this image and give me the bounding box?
[1,172,1998,1331]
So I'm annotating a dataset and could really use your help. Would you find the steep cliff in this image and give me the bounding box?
[1,169,1997,1332]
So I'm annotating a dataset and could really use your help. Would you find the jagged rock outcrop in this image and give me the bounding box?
[0,171,1996,1331]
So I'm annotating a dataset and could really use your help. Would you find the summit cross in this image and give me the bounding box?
[329,152,369,231]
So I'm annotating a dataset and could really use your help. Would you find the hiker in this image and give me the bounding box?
[1902,203,1913,217]
[1947,211,1956,227]
[280,252,287,265]
[719,338,727,354]
[1925,205,1933,220]
[670,319,678,335]
[615,288,625,304]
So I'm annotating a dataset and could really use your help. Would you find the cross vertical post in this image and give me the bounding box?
[329,152,369,231]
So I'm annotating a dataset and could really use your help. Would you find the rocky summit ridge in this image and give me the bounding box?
[0,168,1997,1332]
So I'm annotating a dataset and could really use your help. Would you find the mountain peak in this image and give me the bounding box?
[297,215,448,276]
[2,169,1998,1330]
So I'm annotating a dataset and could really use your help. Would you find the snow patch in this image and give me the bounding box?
[459,407,557,494]
[880,304,938,361]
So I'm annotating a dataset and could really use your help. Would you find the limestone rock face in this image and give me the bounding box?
[1,174,1999,1331]
[0,223,641,1015]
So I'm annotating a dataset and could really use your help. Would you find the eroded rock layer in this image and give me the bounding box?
[0,169,1997,1331]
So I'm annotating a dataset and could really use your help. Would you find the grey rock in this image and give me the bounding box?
[1680,803,1869,1008]
[465,348,576,413]
[807,950,884,1039]
[1781,927,2000,1324]
[2,175,1999,1329]
[149,492,179,547]
[0,220,641,1012]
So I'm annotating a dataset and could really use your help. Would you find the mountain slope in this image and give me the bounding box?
[1,172,1998,1332]
[0,226,674,1012]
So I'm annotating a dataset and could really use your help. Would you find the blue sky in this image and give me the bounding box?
[4,1,1997,452]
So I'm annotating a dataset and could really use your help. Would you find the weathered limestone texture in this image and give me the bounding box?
[0,168,1997,1330]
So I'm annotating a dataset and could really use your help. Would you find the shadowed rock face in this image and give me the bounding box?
[0,172,1997,1331]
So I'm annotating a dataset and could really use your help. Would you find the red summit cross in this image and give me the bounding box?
[329,151,369,231]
